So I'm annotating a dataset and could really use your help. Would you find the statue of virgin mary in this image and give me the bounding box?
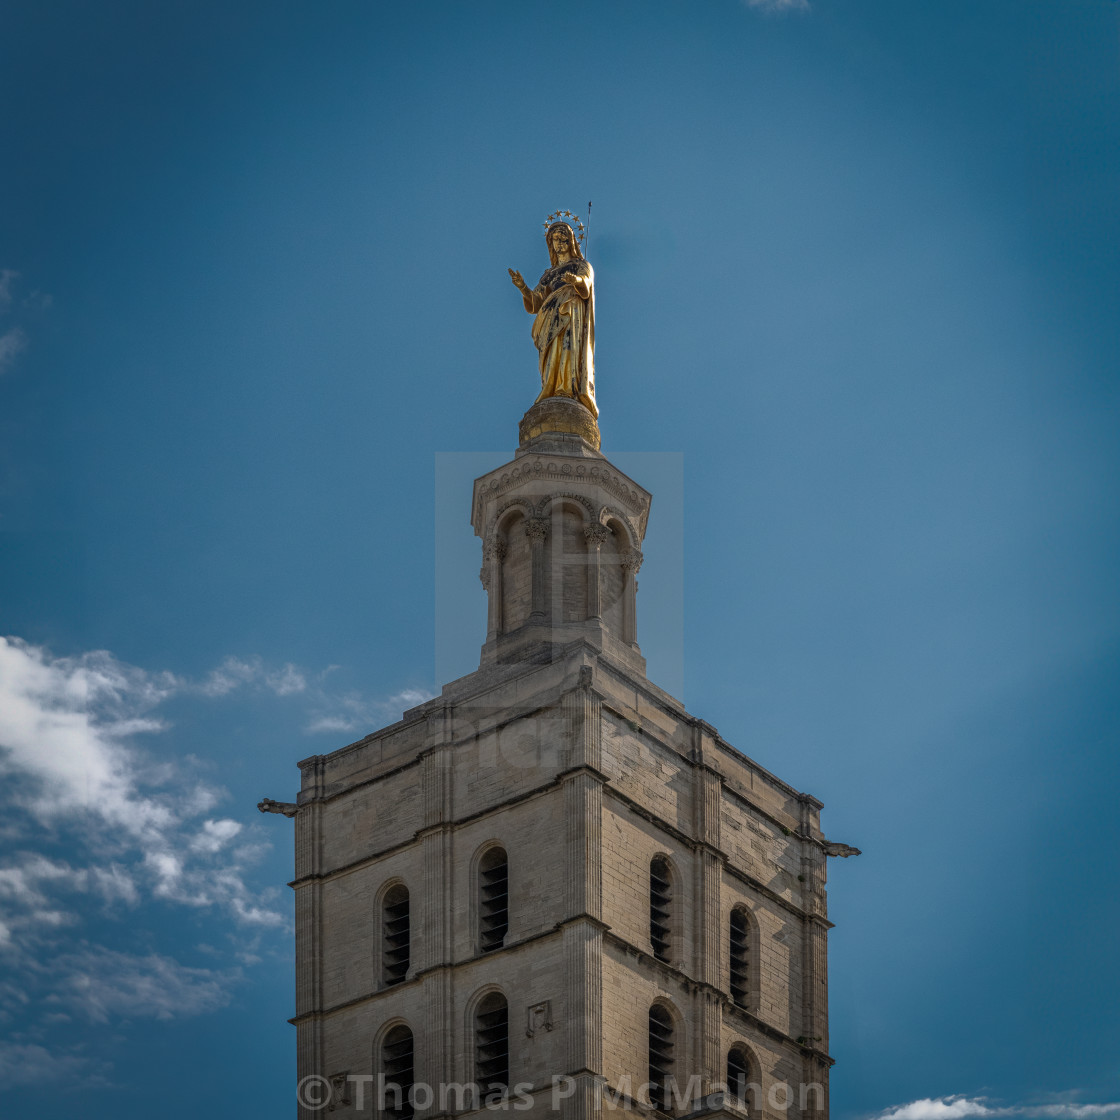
[508,221,597,417]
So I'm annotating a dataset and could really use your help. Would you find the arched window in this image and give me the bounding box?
[478,847,509,952]
[381,1024,415,1120]
[727,1045,755,1113]
[649,856,672,963]
[729,907,750,1008]
[475,992,509,1096]
[648,1003,675,1111]
[382,884,410,986]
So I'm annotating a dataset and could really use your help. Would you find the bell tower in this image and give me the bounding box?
[473,396,649,674]
[267,215,858,1120]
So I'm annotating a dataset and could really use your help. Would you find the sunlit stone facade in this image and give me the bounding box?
[284,411,846,1120]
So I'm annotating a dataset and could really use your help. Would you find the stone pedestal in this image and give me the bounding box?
[519,397,600,452]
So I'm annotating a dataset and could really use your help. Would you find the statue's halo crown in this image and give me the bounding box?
[542,208,586,246]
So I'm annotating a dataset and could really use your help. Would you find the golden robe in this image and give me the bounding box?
[524,259,597,417]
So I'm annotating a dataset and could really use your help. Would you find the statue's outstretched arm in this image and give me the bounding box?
[509,268,541,313]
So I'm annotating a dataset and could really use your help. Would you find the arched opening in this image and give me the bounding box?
[381,883,410,986]
[649,855,673,963]
[542,501,589,623]
[478,846,509,952]
[648,1002,675,1112]
[475,991,509,1096]
[499,512,531,633]
[729,907,750,1008]
[599,518,626,636]
[381,1024,415,1120]
[726,1045,757,1114]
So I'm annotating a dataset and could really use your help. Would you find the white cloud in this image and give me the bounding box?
[0,637,180,839]
[199,655,306,698]
[0,1041,103,1089]
[879,1100,996,1120]
[0,269,17,307]
[0,637,279,939]
[874,1098,1120,1120]
[22,289,52,312]
[743,0,809,11]
[305,686,434,735]
[49,946,234,1023]
[0,327,28,374]
[267,663,307,695]
[0,632,422,975]
[190,818,243,853]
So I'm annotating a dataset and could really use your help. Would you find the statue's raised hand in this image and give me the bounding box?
[508,268,527,291]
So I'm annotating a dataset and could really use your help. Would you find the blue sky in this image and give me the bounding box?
[1,0,1118,1116]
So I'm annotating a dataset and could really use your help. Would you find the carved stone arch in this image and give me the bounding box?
[373,1014,415,1053]
[465,980,509,1027]
[374,875,408,910]
[534,491,595,520]
[599,507,636,549]
[494,499,535,536]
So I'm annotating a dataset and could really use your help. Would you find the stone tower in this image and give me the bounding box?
[274,396,856,1120]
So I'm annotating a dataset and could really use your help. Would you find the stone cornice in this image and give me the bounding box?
[472,454,652,537]
[289,761,826,929]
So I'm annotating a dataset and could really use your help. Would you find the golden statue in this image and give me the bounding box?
[509,219,597,417]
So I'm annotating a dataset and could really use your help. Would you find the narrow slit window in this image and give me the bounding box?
[650,856,672,963]
[648,1003,674,1112]
[475,992,509,1095]
[729,908,750,1007]
[382,1024,415,1120]
[382,884,410,986]
[478,848,509,952]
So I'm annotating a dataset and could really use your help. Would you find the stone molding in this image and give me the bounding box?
[474,457,650,531]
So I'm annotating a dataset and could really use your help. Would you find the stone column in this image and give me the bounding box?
[620,548,643,646]
[482,537,507,641]
[583,524,609,620]
[526,517,549,621]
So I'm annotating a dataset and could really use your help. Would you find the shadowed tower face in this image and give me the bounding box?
[279,239,855,1119]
